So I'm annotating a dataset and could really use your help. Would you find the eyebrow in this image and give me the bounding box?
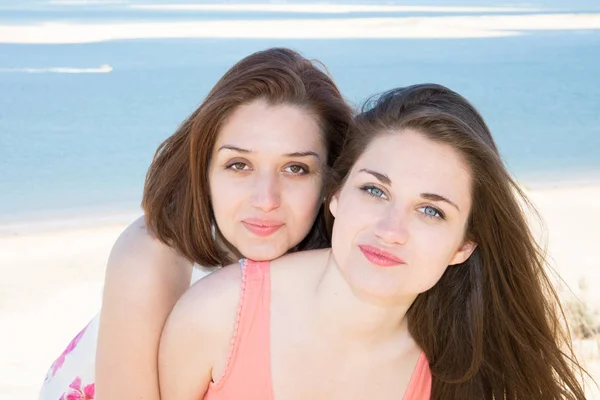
[285,151,321,159]
[358,168,460,211]
[359,168,391,186]
[421,193,460,211]
[218,145,321,159]
[218,145,251,153]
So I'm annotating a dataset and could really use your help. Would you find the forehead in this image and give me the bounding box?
[352,130,472,205]
[215,99,325,154]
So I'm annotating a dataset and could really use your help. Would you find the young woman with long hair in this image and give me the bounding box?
[160,83,590,400]
[39,47,352,400]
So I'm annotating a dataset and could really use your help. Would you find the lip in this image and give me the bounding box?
[358,245,405,267]
[242,219,284,237]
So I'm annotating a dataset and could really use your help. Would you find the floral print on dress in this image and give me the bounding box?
[38,316,99,399]
[39,268,211,399]
[59,377,95,400]
[49,323,90,378]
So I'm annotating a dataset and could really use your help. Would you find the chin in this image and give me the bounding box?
[347,275,411,301]
[241,246,286,262]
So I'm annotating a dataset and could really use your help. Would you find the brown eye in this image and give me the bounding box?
[227,162,249,171]
[284,164,307,174]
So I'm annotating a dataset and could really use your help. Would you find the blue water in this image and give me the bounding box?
[1,1,600,224]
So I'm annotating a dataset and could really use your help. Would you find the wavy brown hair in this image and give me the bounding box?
[142,48,352,267]
[326,84,590,399]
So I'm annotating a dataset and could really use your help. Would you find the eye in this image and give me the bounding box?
[360,185,388,200]
[418,206,444,219]
[284,164,308,175]
[226,162,250,171]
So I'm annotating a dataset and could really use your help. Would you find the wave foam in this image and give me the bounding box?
[130,4,541,14]
[0,64,113,73]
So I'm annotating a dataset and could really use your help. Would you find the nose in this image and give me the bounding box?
[373,206,409,245]
[250,172,281,212]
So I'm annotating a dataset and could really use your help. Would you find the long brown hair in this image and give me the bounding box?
[142,48,352,267]
[326,84,590,399]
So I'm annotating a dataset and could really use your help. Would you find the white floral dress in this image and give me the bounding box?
[38,266,211,399]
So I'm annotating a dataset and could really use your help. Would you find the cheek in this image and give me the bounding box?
[282,178,323,217]
[331,193,367,258]
[209,171,251,201]
[209,174,243,223]
[211,197,237,231]
[335,191,372,231]
[411,228,461,287]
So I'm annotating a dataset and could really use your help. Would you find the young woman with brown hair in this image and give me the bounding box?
[38,48,352,400]
[160,84,589,400]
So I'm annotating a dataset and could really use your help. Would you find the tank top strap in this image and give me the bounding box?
[235,258,271,343]
[205,259,273,399]
[402,352,432,400]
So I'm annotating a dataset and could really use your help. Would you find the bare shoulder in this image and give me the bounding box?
[109,215,191,269]
[96,217,197,398]
[160,262,244,391]
[172,262,243,330]
[98,215,194,345]
[105,215,193,292]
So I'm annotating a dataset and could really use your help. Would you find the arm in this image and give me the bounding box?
[159,264,242,399]
[95,216,193,400]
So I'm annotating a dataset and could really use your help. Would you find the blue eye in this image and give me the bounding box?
[419,206,444,219]
[361,185,388,200]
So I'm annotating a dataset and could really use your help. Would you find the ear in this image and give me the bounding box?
[328,191,340,219]
[449,240,477,266]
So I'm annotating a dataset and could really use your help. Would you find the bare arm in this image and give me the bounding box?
[159,264,241,399]
[95,216,193,400]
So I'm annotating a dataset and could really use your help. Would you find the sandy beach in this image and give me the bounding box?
[0,184,598,399]
[1,13,600,44]
[0,223,126,400]
[2,1,599,397]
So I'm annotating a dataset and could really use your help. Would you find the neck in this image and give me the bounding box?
[312,250,414,345]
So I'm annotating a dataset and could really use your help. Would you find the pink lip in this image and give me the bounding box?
[242,219,284,237]
[358,245,405,267]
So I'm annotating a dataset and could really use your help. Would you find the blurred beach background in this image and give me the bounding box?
[1,0,599,398]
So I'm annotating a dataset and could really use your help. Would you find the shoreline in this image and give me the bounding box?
[2,169,600,236]
[2,178,600,236]
[0,210,142,237]
[2,13,600,44]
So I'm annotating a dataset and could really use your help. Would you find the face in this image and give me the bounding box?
[209,99,327,261]
[329,129,477,304]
